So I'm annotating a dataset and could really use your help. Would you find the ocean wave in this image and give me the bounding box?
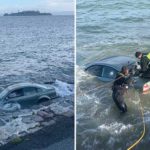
[53,80,74,97]
[98,122,132,135]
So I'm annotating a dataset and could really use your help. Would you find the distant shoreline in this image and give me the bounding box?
[4,11,52,16]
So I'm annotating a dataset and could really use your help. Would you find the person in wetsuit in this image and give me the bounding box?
[135,51,150,77]
[112,66,132,113]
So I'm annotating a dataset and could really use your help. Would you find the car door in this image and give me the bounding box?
[23,87,39,103]
[5,88,24,103]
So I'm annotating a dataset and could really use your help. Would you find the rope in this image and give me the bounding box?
[78,74,128,96]
[82,79,146,149]
[127,96,145,150]
[78,72,146,149]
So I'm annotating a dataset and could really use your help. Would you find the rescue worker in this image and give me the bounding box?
[135,51,150,77]
[112,66,132,113]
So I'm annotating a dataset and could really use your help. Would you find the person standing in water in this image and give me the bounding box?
[135,51,150,77]
[112,66,132,113]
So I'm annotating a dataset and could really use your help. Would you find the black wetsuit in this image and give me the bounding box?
[112,73,131,113]
[140,53,150,77]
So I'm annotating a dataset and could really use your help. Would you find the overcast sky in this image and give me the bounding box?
[0,0,74,15]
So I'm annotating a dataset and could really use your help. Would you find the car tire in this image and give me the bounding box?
[38,97,50,104]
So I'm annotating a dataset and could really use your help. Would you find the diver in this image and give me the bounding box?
[135,51,150,78]
[112,66,132,113]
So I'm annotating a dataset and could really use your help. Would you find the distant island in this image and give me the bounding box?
[4,11,52,16]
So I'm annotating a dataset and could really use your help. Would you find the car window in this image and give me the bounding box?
[23,87,37,96]
[7,89,24,99]
[37,88,43,93]
[86,65,103,77]
[102,66,117,79]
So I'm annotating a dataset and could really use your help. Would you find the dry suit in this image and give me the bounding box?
[112,73,131,113]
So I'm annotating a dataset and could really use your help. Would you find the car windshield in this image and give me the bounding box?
[86,65,103,77]
[8,89,24,99]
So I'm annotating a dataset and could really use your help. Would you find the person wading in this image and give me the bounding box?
[135,51,150,77]
[112,66,132,113]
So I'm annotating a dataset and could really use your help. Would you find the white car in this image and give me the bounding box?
[0,83,57,105]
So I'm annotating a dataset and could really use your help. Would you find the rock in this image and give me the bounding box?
[19,131,28,136]
[50,103,74,117]
[22,115,35,124]
[63,109,74,117]
[41,120,56,126]
[37,110,54,118]
[43,107,51,113]
[32,115,44,122]
[28,126,42,133]
[22,114,44,123]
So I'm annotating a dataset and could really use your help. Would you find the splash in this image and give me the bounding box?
[53,80,74,97]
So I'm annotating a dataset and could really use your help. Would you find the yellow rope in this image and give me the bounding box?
[127,97,145,150]
[78,68,146,149]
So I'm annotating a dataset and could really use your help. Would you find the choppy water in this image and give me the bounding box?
[0,16,74,145]
[77,0,150,149]
[0,16,74,84]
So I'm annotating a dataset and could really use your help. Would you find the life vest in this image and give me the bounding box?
[146,53,150,60]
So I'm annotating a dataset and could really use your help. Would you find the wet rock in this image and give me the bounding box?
[43,107,51,113]
[20,109,33,116]
[50,102,74,117]
[40,120,56,126]
[37,110,54,119]
[32,115,44,122]
[63,109,74,117]
[28,126,42,133]
[19,131,28,136]
[22,115,35,124]
[22,114,44,124]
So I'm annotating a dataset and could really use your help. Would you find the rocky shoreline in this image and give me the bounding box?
[0,95,74,148]
[0,116,74,150]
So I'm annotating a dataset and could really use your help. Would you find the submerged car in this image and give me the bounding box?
[0,83,57,105]
[85,56,150,93]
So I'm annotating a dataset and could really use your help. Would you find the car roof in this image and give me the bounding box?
[0,83,54,98]
[6,82,48,90]
[86,56,136,71]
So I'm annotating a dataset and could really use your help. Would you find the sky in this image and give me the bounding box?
[0,0,74,15]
